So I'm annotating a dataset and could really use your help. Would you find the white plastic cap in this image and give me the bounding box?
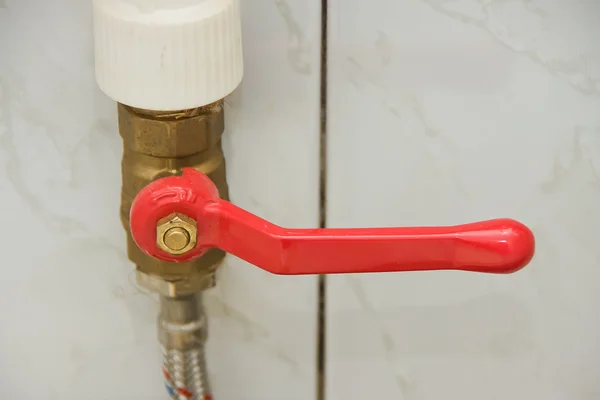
[94,0,243,111]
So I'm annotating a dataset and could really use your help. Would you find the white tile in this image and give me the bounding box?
[0,1,321,399]
[327,1,600,399]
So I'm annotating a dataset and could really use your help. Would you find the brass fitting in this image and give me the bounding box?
[119,101,229,294]
[156,213,198,255]
[136,270,219,297]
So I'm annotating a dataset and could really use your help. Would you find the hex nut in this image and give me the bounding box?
[156,213,198,255]
[118,103,224,158]
[136,270,217,297]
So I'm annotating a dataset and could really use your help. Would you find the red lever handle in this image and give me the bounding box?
[130,168,535,275]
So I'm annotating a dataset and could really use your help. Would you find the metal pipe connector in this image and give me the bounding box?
[160,294,213,400]
[159,295,207,350]
[118,101,229,293]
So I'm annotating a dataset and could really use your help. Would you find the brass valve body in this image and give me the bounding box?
[118,101,229,294]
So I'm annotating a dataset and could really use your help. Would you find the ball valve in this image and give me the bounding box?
[93,0,243,397]
[130,168,536,275]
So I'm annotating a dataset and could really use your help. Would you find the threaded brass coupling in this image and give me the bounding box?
[118,101,229,295]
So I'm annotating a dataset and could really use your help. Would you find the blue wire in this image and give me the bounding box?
[165,383,176,397]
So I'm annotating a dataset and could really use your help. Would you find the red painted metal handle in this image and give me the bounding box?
[130,168,535,275]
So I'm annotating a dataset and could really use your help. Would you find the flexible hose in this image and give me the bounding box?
[159,294,213,400]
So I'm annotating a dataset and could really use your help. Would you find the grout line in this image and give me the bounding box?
[317,0,328,399]
[319,0,328,230]
[317,275,327,400]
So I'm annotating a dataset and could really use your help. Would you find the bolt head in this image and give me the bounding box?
[156,213,198,255]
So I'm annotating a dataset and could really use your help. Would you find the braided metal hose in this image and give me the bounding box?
[159,294,213,400]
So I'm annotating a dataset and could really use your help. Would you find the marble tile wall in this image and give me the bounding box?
[326,1,600,399]
[0,1,321,399]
